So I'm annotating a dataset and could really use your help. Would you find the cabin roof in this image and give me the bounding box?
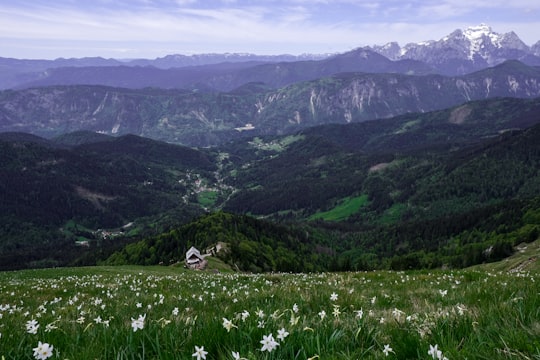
[186,246,203,261]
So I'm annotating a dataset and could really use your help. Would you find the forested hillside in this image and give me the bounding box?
[104,106,540,272]
[104,212,330,273]
[0,134,214,269]
[221,116,540,222]
[1,96,540,271]
[103,198,540,273]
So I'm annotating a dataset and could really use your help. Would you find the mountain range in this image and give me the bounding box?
[370,24,540,74]
[1,24,540,271]
[1,60,539,146]
[1,24,539,91]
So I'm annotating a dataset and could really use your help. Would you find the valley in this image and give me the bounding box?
[3,0,540,355]
[1,95,540,272]
[0,24,540,274]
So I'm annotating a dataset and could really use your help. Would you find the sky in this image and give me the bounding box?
[1,0,539,60]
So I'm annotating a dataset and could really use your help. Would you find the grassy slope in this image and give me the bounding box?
[0,265,537,359]
[472,239,540,273]
[309,195,369,221]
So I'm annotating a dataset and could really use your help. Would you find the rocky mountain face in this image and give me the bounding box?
[257,61,540,130]
[532,41,540,56]
[1,61,539,147]
[370,24,540,75]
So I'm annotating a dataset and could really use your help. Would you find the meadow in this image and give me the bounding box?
[0,266,538,359]
[308,195,369,222]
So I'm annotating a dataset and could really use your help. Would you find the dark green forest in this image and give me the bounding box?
[104,211,330,273]
[0,134,212,269]
[102,198,540,273]
[1,96,540,271]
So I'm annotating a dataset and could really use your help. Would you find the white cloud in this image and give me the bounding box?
[0,0,538,58]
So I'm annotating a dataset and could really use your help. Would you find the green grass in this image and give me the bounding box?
[472,239,540,273]
[205,256,234,273]
[378,203,408,224]
[198,190,219,208]
[248,135,304,152]
[60,220,95,240]
[309,195,369,221]
[394,119,421,134]
[1,266,538,359]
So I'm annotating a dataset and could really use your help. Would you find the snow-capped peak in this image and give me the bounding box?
[464,24,495,41]
[464,24,501,46]
[456,24,502,60]
[368,24,537,74]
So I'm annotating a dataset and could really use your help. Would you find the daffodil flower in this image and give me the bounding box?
[131,314,146,332]
[32,341,54,360]
[383,344,394,357]
[277,327,289,341]
[192,345,208,360]
[428,344,448,360]
[260,333,279,352]
[26,319,39,334]
[222,317,237,332]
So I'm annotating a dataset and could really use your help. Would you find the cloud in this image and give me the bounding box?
[0,3,330,44]
[0,0,539,59]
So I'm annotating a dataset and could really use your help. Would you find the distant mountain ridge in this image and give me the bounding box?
[1,24,539,90]
[127,52,333,68]
[370,24,540,75]
[1,61,539,146]
[6,49,433,91]
[0,53,332,90]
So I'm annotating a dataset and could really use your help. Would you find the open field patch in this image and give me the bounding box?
[309,195,369,222]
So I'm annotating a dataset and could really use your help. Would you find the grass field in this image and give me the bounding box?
[0,265,538,359]
[378,203,407,225]
[197,191,219,208]
[309,195,369,222]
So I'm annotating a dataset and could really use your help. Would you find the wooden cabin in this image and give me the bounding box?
[185,246,205,269]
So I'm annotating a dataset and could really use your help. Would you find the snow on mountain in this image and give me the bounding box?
[463,24,500,59]
[464,24,501,46]
[370,24,538,75]
[533,41,540,57]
